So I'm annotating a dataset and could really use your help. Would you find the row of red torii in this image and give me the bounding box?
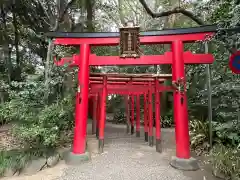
[46,25,216,170]
[84,73,172,150]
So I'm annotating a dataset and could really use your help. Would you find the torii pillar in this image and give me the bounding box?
[92,95,98,134]
[65,44,90,165]
[148,82,153,147]
[130,95,135,134]
[125,95,131,134]
[98,76,107,153]
[136,94,141,137]
[144,93,148,142]
[170,40,199,170]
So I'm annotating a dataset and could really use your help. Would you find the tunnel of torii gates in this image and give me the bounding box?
[87,72,173,145]
[46,25,217,170]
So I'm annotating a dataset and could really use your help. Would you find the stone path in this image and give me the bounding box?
[2,123,216,180]
[55,123,216,180]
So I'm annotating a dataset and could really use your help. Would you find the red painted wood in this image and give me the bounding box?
[54,32,214,46]
[136,95,141,133]
[90,81,164,85]
[99,76,107,140]
[148,82,153,138]
[89,52,214,66]
[130,95,135,128]
[89,84,173,92]
[73,44,90,154]
[55,52,214,67]
[172,40,190,159]
[144,93,148,133]
[155,78,161,140]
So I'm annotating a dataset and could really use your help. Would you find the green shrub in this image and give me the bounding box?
[161,109,174,128]
[0,76,75,176]
[13,95,74,150]
[0,150,31,177]
[0,78,75,150]
[0,80,46,125]
[190,119,240,179]
[214,120,240,147]
[0,98,36,124]
[0,96,74,176]
[113,110,126,124]
[211,144,240,179]
[190,119,210,149]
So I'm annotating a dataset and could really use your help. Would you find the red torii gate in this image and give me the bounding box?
[88,73,173,150]
[46,25,215,170]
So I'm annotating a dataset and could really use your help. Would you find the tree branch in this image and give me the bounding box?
[58,0,76,23]
[71,22,84,32]
[118,0,125,25]
[30,0,51,27]
[139,0,205,25]
[35,0,50,21]
[51,0,76,31]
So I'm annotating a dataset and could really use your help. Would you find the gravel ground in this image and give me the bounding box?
[56,123,191,180]
[2,122,216,180]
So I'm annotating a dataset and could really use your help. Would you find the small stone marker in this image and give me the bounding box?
[47,154,60,167]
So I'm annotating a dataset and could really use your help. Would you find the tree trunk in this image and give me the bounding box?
[86,0,94,32]
[118,0,125,73]
[1,4,13,84]
[13,3,20,68]
[44,0,76,102]
[154,0,162,75]
[118,0,125,25]
[160,0,178,116]
[44,40,54,103]
[44,0,63,102]
[12,2,21,81]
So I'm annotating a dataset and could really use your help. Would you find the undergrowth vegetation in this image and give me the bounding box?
[189,117,240,179]
[0,78,75,176]
[211,145,240,180]
[0,150,30,176]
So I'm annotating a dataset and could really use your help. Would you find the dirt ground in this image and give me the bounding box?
[1,163,67,180]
